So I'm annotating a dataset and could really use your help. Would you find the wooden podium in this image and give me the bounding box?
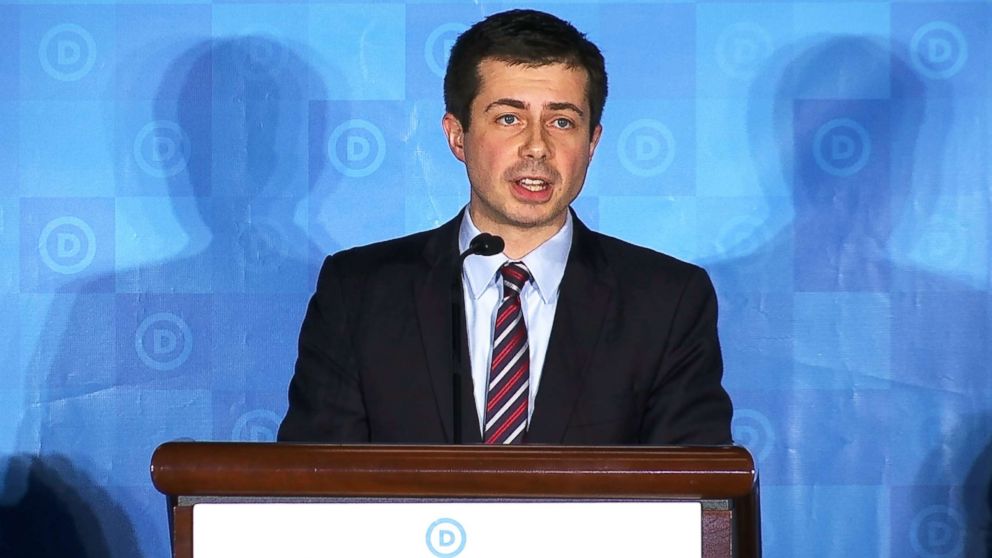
[151,442,760,557]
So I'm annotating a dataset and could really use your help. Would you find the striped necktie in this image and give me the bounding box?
[484,262,531,444]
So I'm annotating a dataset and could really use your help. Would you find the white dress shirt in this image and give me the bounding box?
[458,209,573,433]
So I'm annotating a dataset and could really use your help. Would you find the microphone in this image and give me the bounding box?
[466,233,505,258]
[451,233,505,444]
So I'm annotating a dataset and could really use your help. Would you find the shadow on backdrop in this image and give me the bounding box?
[958,415,991,557]
[910,412,992,557]
[704,35,990,556]
[14,37,339,557]
[0,455,129,557]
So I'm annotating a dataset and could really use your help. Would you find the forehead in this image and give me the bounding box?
[473,59,589,106]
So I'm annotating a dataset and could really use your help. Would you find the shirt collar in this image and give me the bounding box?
[458,207,573,304]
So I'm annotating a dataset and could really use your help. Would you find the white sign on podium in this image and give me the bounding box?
[193,501,701,557]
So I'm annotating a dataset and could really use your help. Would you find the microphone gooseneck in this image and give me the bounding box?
[451,233,505,444]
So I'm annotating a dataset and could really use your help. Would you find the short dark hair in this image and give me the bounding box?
[444,9,608,137]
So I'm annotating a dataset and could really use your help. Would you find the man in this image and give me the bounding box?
[278,9,733,445]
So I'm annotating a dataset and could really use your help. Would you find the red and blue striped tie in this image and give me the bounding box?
[484,262,531,444]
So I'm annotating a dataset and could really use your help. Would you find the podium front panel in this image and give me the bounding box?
[193,500,702,557]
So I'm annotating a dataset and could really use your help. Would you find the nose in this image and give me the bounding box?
[519,123,551,160]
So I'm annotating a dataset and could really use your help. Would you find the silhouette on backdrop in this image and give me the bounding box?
[14,37,338,557]
[705,35,989,555]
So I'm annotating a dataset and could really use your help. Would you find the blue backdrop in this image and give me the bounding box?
[1,1,990,557]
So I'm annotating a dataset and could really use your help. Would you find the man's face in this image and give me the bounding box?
[442,59,602,235]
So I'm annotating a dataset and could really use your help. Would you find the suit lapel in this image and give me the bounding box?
[527,215,615,443]
[413,213,483,444]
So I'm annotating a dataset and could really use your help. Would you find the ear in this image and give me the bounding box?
[442,113,466,163]
[587,124,603,161]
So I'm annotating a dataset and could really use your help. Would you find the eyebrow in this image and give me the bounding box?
[484,98,526,112]
[484,98,586,117]
[547,102,585,116]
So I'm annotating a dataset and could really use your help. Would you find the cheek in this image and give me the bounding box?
[476,147,510,174]
[465,137,498,164]
[575,144,596,167]
[562,154,588,178]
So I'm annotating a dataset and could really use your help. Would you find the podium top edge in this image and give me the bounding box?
[150,442,757,500]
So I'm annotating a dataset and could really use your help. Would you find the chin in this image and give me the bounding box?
[506,209,563,229]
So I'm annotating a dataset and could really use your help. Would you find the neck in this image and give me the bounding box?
[467,207,566,260]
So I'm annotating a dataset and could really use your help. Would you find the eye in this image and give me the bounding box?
[551,117,574,129]
[498,114,519,125]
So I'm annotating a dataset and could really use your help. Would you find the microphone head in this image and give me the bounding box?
[469,233,505,256]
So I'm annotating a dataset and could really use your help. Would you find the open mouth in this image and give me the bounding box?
[516,177,550,192]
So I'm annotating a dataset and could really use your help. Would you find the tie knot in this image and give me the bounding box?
[500,262,530,294]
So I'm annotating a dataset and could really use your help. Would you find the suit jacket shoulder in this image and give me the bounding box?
[320,225,444,282]
[582,227,708,288]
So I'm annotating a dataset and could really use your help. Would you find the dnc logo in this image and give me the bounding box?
[910,22,968,80]
[425,518,466,558]
[39,23,97,82]
[327,119,386,178]
[38,216,97,275]
[812,118,871,178]
[134,312,193,371]
[617,119,676,177]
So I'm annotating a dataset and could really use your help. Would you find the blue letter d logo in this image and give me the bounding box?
[426,518,466,558]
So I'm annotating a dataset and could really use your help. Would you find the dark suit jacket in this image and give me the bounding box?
[278,212,733,444]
